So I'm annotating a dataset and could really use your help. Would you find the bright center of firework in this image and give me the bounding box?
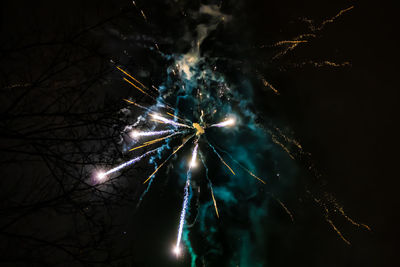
[192,122,205,136]
[96,171,106,181]
[173,246,181,257]
[227,118,235,125]
[130,130,139,138]
[220,118,235,127]
[95,72,254,256]
[189,161,197,168]
[189,143,199,168]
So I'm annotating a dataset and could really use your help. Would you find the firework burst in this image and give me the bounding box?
[95,65,265,257]
[93,3,370,264]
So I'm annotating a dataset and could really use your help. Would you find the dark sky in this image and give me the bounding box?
[0,0,398,266]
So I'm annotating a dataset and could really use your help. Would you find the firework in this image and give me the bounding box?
[174,142,199,256]
[95,81,265,257]
[130,129,176,139]
[150,113,193,129]
[95,147,159,181]
[93,4,370,264]
[208,117,235,128]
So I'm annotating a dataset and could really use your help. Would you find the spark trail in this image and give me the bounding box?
[174,142,199,256]
[200,152,219,218]
[96,147,159,181]
[129,131,183,152]
[118,66,177,111]
[207,142,236,175]
[143,134,195,184]
[130,129,175,139]
[211,143,266,184]
[150,113,193,128]
[208,118,235,128]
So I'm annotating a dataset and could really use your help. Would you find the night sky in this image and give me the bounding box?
[0,1,398,266]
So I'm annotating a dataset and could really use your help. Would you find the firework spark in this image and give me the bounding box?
[143,134,194,184]
[208,142,236,176]
[129,132,183,152]
[130,129,175,139]
[150,113,193,128]
[96,92,260,257]
[174,142,199,256]
[208,117,235,128]
[95,147,159,181]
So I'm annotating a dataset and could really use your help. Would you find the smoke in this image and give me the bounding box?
[147,3,296,266]
[110,2,296,265]
[175,4,230,81]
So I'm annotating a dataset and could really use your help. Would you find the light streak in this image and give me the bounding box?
[117,66,148,89]
[275,197,294,222]
[175,142,199,255]
[130,129,175,139]
[143,135,195,184]
[272,6,354,60]
[290,61,351,68]
[199,110,204,123]
[314,6,354,32]
[123,77,153,98]
[150,113,192,128]
[241,167,265,184]
[261,78,280,95]
[208,117,235,128]
[118,67,176,112]
[208,142,235,175]
[150,119,166,124]
[123,98,152,112]
[151,85,160,92]
[95,148,159,181]
[129,132,182,152]
[210,187,219,218]
[128,143,155,152]
[189,142,199,168]
[199,152,219,219]
[273,40,308,46]
[269,131,295,160]
[325,211,351,245]
[212,144,266,184]
[140,10,148,22]
[167,112,188,123]
[143,132,182,145]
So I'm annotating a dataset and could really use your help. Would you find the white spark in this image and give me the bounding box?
[173,246,181,257]
[130,129,175,139]
[150,113,192,128]
[96,171,106,181]
[209,117,235,128]
[175,143,199,252]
